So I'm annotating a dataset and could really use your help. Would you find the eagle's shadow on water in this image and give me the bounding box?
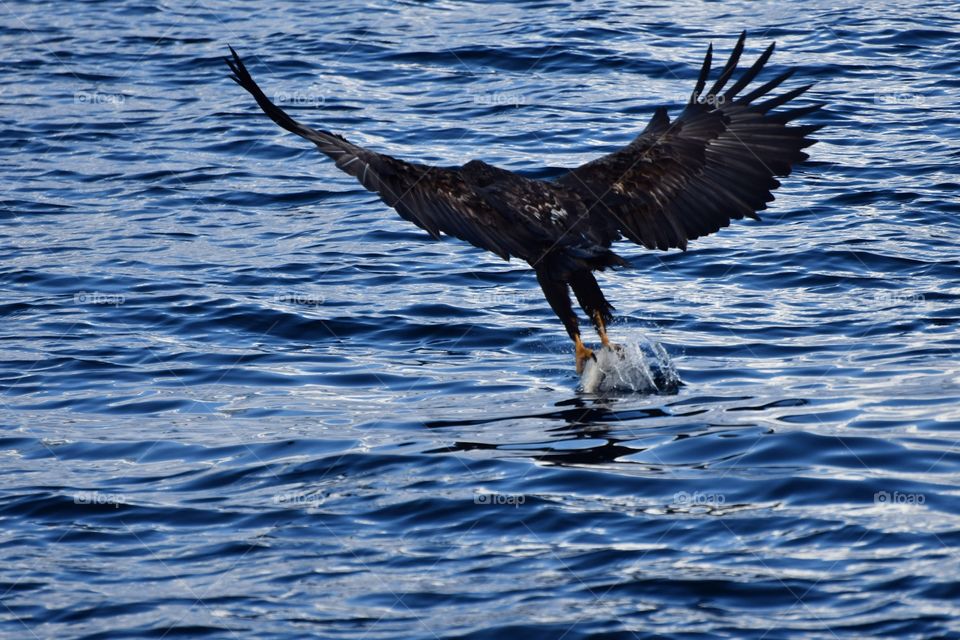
[425,395,735,468]
[423,393,782,476]
[422,386,742,468]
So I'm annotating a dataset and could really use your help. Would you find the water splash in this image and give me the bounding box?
[579,338,681,395]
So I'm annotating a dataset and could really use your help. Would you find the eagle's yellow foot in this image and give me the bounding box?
[574,335,595,375]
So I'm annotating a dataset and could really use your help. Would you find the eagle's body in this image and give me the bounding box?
[226,33,822,373]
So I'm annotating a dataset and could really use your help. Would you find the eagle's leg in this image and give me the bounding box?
[570,271,618,350]
[536,269,594,374]
[593,310,613,348]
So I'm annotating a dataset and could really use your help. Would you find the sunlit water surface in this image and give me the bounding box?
[3,1,960,638]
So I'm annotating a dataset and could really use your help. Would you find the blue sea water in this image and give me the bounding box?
[2,0,960,637]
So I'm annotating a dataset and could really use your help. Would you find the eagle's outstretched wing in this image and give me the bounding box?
[557,32,823,251]
[225,47,545,261]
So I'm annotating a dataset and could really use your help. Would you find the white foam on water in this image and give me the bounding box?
[579,339,681,395]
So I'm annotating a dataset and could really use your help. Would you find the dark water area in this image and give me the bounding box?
[2,0,960,637]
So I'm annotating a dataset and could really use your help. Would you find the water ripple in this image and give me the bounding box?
[2,0,960,638]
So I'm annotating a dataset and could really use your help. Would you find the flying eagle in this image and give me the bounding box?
[225,33,822,374]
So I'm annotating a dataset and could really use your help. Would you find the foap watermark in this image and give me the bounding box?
[74,291,125,306]
[75,91,126,106]
[474,491,525,507]
[673,490,726,507]
[682,90,727,108]
[874,91,925,107]
[74,491,126,508]
[873,291,926,307]
[874,490,925,507]
[472,91,527,108]
[469,290,536,306]
[273,492,324,508]
[672,290,726,306]
[274,292,325,307]
[274,84,325,108]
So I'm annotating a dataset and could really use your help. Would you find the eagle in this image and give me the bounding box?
[225,32,822,374]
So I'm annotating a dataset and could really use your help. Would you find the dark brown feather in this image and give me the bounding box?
[556,35,820,251]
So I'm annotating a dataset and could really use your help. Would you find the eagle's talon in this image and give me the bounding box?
[574,336,594,375]
[575,353,592,375]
